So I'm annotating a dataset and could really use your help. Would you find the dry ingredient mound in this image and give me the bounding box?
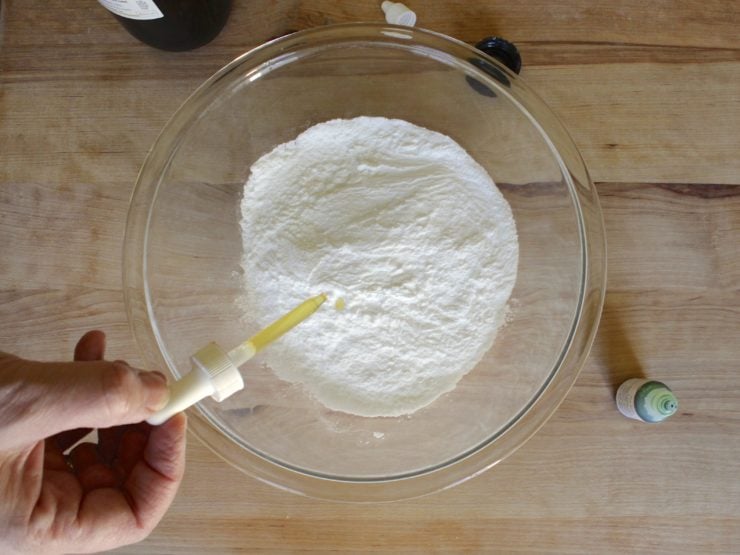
[240,117,518,417]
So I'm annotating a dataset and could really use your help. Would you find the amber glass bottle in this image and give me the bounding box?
[98,0,232,51]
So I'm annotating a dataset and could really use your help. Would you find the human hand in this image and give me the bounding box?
[0,331,187,554]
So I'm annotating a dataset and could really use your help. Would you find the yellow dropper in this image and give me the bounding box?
[147,293,327,425]
[228,293,327,366]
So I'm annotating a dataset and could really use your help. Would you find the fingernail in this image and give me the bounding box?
[139,371,170,410]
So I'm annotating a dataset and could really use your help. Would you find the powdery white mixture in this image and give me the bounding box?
[240,117,518,417]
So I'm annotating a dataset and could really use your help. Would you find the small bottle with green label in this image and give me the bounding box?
[616,379,678,423]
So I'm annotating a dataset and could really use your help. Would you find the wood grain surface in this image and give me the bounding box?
[1,1,739,553]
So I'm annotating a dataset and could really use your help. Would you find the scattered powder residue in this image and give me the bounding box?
[240,117,518,417]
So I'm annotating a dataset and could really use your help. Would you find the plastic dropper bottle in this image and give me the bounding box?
[616,379,678,423]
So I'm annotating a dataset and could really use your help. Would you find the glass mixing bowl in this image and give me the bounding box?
[123,24,606,502]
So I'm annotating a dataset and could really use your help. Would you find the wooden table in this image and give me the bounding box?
[2,1,739,553]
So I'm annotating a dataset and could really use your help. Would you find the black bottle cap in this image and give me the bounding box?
[474,37,522,74]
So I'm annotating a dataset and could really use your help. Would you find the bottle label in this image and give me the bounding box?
[615,378,646,421]
[98,0,164,20]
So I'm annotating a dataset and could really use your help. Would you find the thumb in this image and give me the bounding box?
[0,357,169,449]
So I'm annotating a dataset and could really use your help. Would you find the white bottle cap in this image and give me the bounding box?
[146,342,245,426]
[381,1,417,26]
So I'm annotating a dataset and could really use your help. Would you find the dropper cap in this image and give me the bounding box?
[146,342,243,426]
[641,386,678,421]
[381,2,417,26]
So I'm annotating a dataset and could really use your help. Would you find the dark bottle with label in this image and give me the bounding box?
[98,0,232,52]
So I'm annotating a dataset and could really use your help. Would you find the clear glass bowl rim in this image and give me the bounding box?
[123,23,607,502]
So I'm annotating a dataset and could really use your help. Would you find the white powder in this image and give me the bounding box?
[240,117,518,417]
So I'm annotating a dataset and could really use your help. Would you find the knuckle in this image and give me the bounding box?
[100,363,137,419]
